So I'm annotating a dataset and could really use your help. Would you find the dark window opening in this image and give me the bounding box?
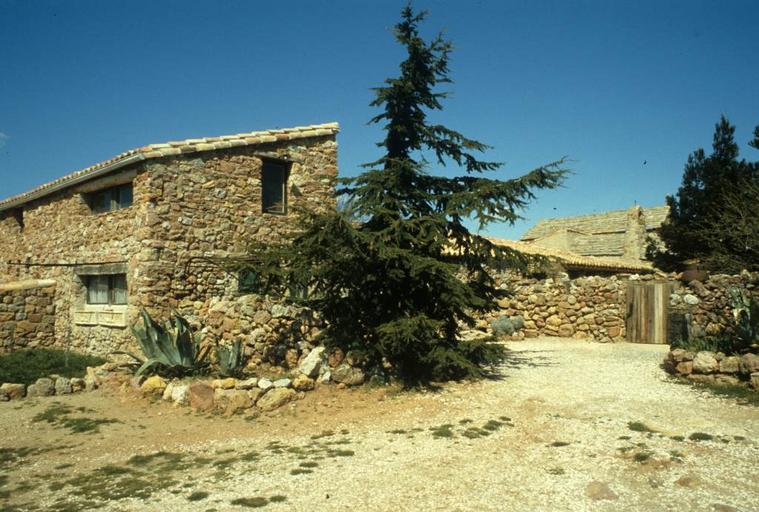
[87,183,133,214]
[10,208,23,230]
[238,269,258,293]
[85,274,127,305]
[262,161,288,214]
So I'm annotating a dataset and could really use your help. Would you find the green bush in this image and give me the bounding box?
[0,349,105,385]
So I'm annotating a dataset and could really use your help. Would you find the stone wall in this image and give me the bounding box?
[0,282,56,353]
[668,272,759,341]
[481,272,628,342]
[482,271,757,344]
[0,133,337,357]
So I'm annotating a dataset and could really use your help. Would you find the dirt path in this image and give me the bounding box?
[1,338,757,511]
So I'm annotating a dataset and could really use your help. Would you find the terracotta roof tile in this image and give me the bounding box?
[489,238,653,273]
[0,122,339,211]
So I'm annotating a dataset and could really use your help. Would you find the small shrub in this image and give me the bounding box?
[688,432,714,442]
[230,497,268,508]
[627,421,656,433]
[0,349,105,385]
[215,341,245,377]
[187,491,209,501]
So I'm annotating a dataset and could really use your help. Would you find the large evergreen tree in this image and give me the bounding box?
[654,116,759,272]
[232,6,567,384]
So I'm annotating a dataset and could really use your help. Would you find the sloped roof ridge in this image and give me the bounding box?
[0,122,340,212]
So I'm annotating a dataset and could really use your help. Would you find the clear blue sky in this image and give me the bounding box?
[1,0,757,239]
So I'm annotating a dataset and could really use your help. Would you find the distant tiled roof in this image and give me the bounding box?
[0,122,340,212]
[489,238,653,273]
[521,205,669,257]
[523,206,669,240]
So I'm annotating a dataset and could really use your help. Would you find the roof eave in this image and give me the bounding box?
[0,153,145,213]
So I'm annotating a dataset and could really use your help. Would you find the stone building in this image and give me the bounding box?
[521,205,669,261]
[0,122,339,355]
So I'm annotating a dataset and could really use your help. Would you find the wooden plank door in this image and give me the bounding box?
[626,281,670,344]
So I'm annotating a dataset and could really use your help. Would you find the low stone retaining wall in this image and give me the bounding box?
[664,348,759,389]
[0,372,97,401]
[0,280,56,353]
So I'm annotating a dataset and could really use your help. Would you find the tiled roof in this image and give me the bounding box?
[489,238,654,273]
[0,122,340,212]
[522,206,669,240]
[521,205,669,257]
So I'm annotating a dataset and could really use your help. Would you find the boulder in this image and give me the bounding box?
[27,378,55,397]
[223,390,253,416]
[674,361,693,375]
[670,349,694,363]
[692,351,719,374]
[719,356,740,374]
[1,383,26,400]
[299,347,325,378]
[332,364,365,386]
[683,294,700,305]
[141,376,168,396]
[247,388,264,404]
[292,374,315,391]
[171,384,189,405]
[750,373,759,390]
[558,324,574,337]
[320,370,332,384]
[258,378,273,391]
[212,378,237,390]
[273,378,291,388]
[162,382,176,401]
[54,377,72,395]
[256,388,296,411]
[739,353,759,375]
[235,378,258,390]
[189,382,215,411]
[84,375,98,391]
[70,378,85,393]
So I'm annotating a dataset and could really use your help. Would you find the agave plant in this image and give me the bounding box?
[117,309,211,376]
[729,287,759,350]
[215,340,245,377]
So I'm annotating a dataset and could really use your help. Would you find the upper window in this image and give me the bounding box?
[10,208,23,230]
[87,183,133,214]
[261,161,288,214]
[85,274,127,305]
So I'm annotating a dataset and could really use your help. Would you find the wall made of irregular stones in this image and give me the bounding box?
[481,272,628,342]
[0,285,56,353]
[668,272,759,341]
[0,134,337,358]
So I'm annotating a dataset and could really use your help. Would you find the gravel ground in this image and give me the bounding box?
[2,338,758,511]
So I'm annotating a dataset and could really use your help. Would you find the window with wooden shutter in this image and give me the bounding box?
[261,161,288,214]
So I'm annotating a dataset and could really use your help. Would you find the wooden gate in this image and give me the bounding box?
[626,281,670,344]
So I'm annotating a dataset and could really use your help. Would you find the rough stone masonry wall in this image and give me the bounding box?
[0,284,56,353]
[0,135,337,358]
[136,136,337,316]
[668,272,759,340]
[481,270,758,344]
[482,272,628,342]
